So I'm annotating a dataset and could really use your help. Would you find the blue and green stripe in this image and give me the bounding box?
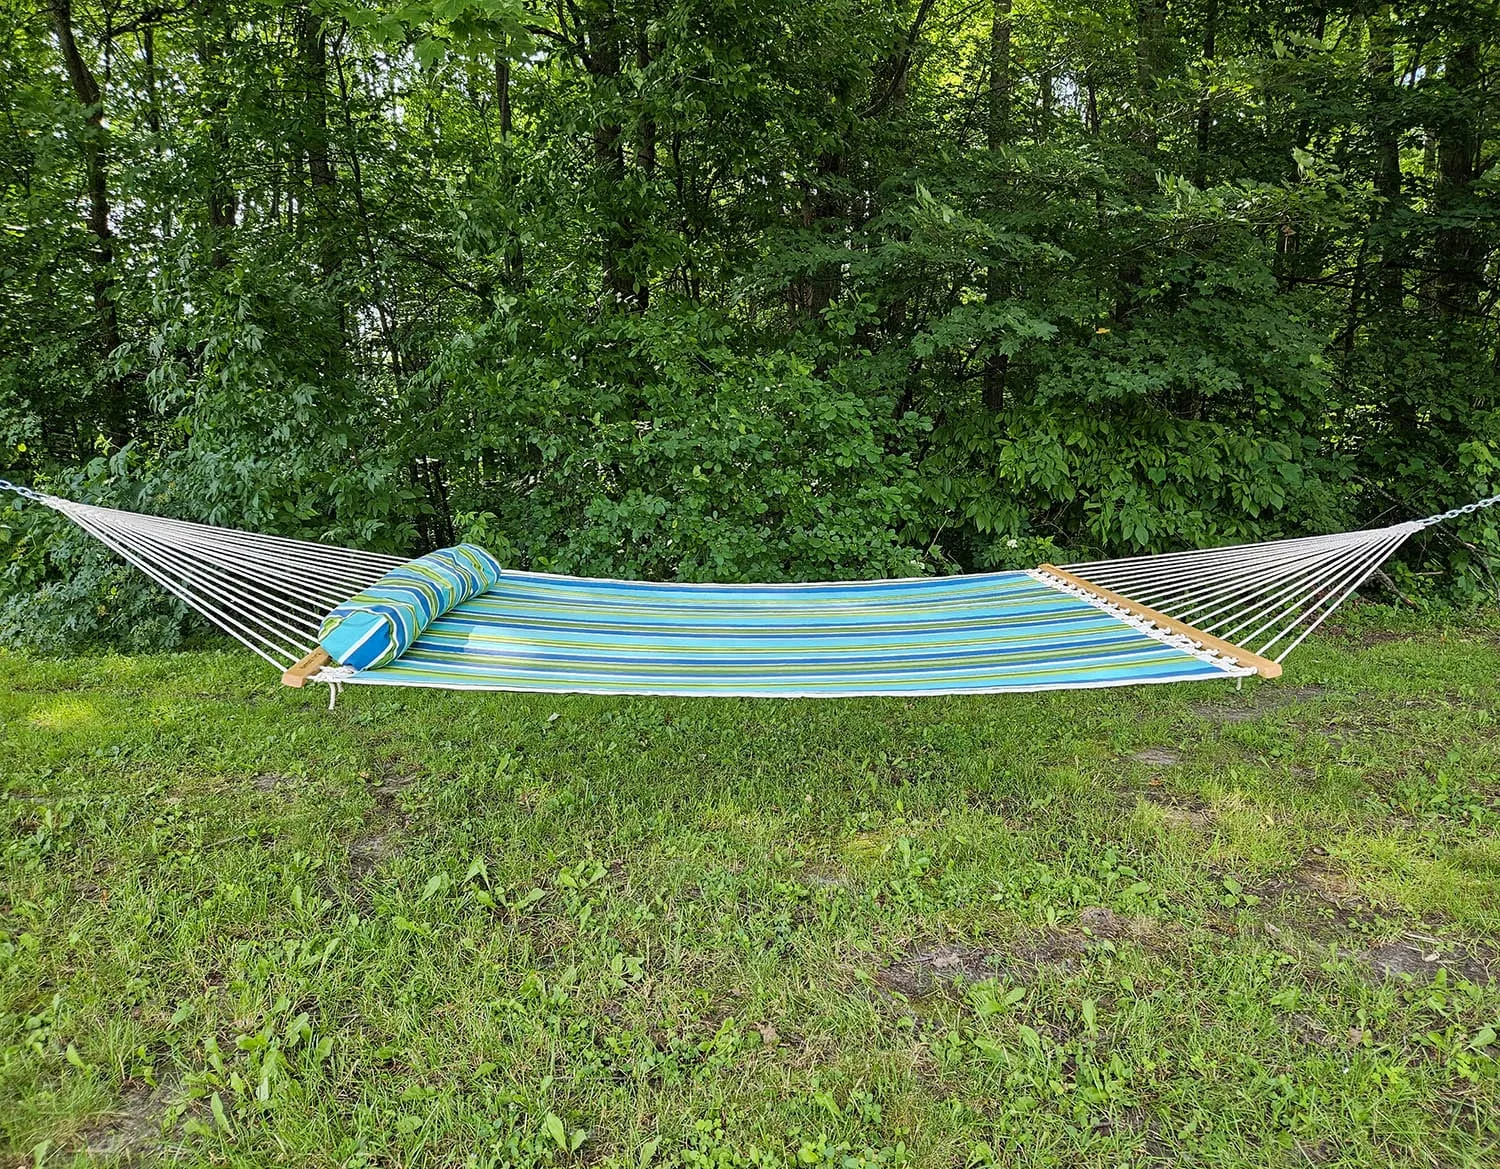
[336,567,1245,696]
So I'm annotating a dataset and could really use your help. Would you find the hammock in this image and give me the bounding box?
[2,480,1492,700]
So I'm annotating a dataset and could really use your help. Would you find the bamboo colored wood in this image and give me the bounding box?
[282,647,331,688]
[1037,565,1283,679]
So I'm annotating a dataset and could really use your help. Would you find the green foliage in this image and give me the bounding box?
[0,0,1496,648]
[0,465,196,654]
[0,509,190,655]
[121,250,427,548]
[427,300,935,580]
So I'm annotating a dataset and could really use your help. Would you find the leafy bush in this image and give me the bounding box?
[426,300,939,582]
[0,496,193,655]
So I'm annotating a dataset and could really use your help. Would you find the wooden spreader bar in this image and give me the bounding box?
[1038,564,1282,679]
[282,647,332,688]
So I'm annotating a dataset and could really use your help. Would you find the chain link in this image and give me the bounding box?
[0,479,48,503]
[1414,494,1500,528]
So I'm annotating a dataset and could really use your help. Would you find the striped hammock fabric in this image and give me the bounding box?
[321,569,1252,696]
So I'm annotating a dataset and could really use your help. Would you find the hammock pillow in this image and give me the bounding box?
[318,544,503,670]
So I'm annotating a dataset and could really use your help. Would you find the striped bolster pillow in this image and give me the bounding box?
[318,544,503,670]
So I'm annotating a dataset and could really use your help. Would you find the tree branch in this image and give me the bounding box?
[860,0,938,119]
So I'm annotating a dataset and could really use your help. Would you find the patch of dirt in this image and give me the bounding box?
[1131,748,1182,766]
[1287,1011,1338,1048]
[368,772,415,805]
[1290,856,1366,906]
[77,1080,171,1160]
[1190,684,1328,724]
[74,878,109,906]
[1089,1107,1147,1140]
[1360,940,1496,985]
[1142,789,1213,830]
[348,772,415,881]
[802,868,849,891]
[1255,854,1387,938]
[1292,1138,1340,1165]
[1319,619,1416,648]
[7,679,85,693]
[1078,906,1125,937]
[1079,906,1167,944]
[875,945,1008,996]
[1254,854,1499,986]
[876,934,1088,997]
[350,828,400,878]
[1189,705,1262,725]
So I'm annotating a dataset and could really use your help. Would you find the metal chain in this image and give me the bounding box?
[1414,494,1500,529]
[0,479,49,504]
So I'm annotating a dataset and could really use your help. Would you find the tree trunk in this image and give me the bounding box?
[633,25,656,311]
[1194,0,1218,185]
[583,5,638,307]
[296,6,337,276]
[1433,41,1484,317]
[982,0,1012,412]
[46,0,128,446]
[495,44,524,288]
[198,15,239,270]
[1037,68,1052,141]
[987,0,1011,148]
[1134,0,1168,152]
[334,36,401,373]
[1368,6,1402,312]
[495,50,512,140]
[1117,0,1167,324]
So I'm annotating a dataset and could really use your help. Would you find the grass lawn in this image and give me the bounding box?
[2,608,1499,1168]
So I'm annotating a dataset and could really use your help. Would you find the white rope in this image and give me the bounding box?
[1099,537,1366,613]
[84,517,388,606]
[63,510,302,668]
[40,497,393,671]
[1184,545,1372,632]
[60,501,403,577]
[1066,529,1358,576]
[1224,535,1393,651]
[74,514,319,655]
[1257,529,1414,659]
[96,519,326,641]
[1027,568,1256,678]
[1072,532,1365,592]
[1068,520,1421,663]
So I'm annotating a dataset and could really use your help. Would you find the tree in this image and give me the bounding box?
[1,0,1497,652]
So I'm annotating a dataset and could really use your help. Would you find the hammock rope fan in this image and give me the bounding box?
[2,480,1494,701]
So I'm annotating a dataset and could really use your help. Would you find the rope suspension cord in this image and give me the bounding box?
[1066,523,1424,663]
[1,483,398,670]
[1061,490,1500,665]
[1,479,1495,692]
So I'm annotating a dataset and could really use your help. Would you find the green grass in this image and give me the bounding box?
[2,607,1499,1168]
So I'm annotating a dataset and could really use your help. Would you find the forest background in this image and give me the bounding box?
[1,0,1497,649]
